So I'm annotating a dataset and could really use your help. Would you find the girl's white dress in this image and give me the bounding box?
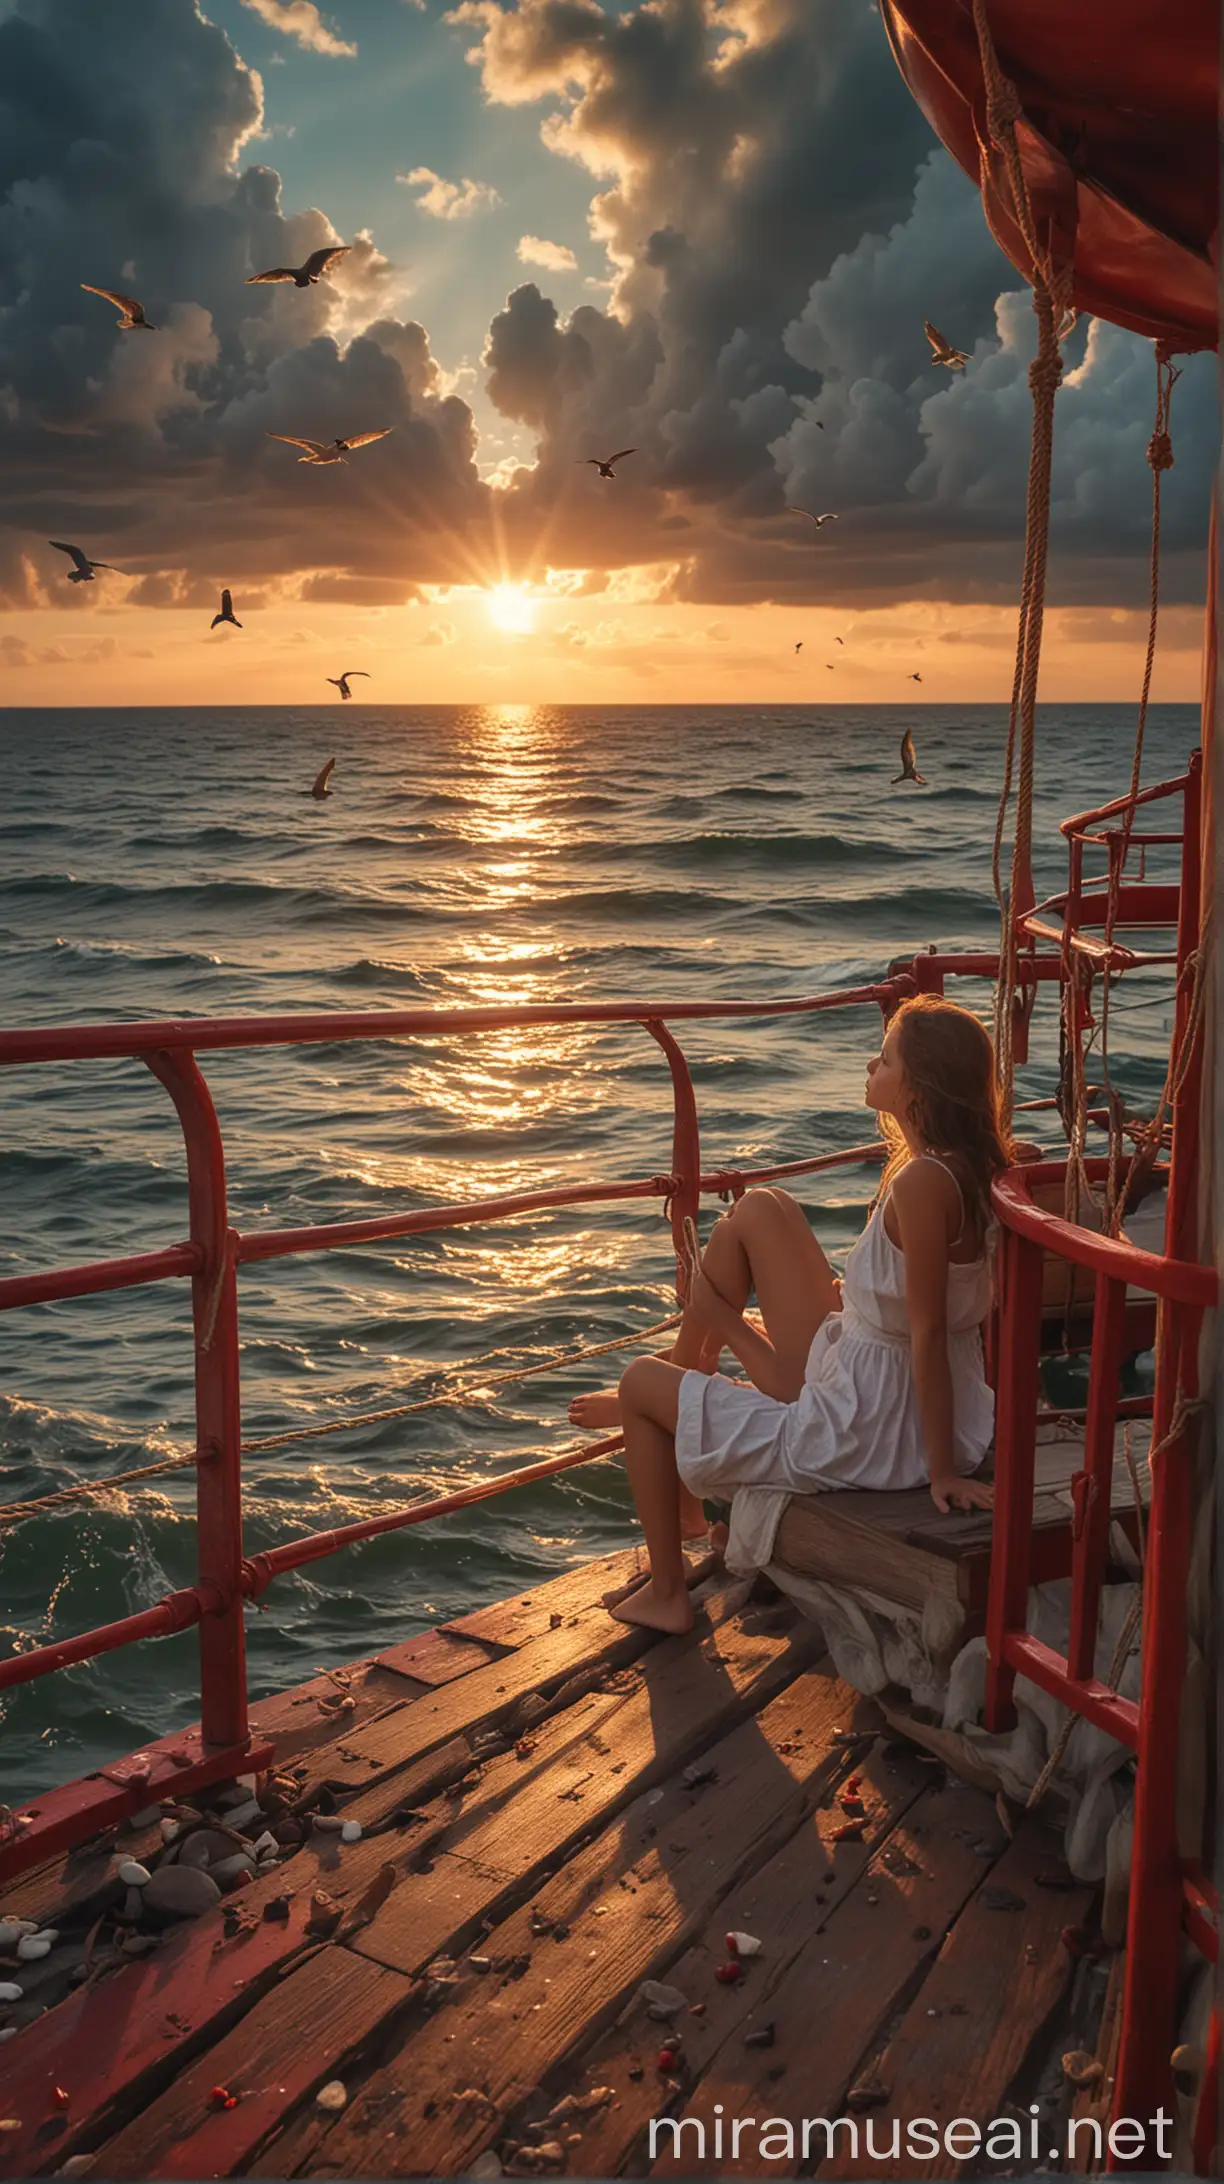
[674,1160,995,1525]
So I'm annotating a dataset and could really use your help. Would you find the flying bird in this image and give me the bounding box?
[580,450,636,479]
[892,729,927,785]
[80,284,157,331]
[267,431,392,465]
[211,588,241,630]
[247,245,350,289]
[910,671,923,682]
[311,757,337,799]
[835,635,844,644]
[787,507,839,529]
[826,663,835,670]
[49,541,118,584]
[327,671,369,699]
[924,319,969,370]
[794,642,803,654]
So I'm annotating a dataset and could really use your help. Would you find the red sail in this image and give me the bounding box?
[880,0,1218,350]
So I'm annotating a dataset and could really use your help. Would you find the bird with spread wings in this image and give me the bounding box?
[924,320,969,370]
[892,730,928,785]
[266,431,392,465]
[247,245,350,289]
[81,284,156,330]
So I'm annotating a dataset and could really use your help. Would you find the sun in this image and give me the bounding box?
[487,583,537,635]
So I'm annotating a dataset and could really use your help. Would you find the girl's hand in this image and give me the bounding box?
[930,1472,994,1514]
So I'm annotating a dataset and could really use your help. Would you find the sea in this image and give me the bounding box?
[0,703,1195,1803]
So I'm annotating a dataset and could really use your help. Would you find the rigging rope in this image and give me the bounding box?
[0,1308,683,1528]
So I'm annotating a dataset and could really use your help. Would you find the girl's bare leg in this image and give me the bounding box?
[605,1356,694,1632]
[569,1186,839,1426]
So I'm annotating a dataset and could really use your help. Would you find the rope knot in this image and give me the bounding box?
[1028,350,1063,401]
[985,77,1023,147]
[1147,429,1174,473]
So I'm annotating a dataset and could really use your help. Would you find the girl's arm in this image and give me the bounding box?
[892,1165,994,1514]
[687,1268,795,1399]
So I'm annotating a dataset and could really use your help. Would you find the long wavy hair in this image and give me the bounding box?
[876,995,1014,1246]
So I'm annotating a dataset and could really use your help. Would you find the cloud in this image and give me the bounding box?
[0,0,495,606]
[240,0,357,57]
[421,620,456,644]
[516,235,578,273]
[400,167,503,219]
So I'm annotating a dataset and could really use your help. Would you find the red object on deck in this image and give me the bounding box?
[879,0,1218,351]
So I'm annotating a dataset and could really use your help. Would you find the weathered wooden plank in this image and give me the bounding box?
[247,1660,416,1764]
[824,1822,1092,2179]
[442,1547,651,1646]
[306,1605,661,1797]
[567,1731,930,2178]
[90,1947,410,2180]
[0,1819,419,2179]
[0,1819,163,1932]
[351,1600,824,1978]
[647,1777,1007,2179]
[304,1662,855,2178]
[373,1628,507,1685]
[1069,1951,1125,2174]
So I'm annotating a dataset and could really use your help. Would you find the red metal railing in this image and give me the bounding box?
[1,977,936,1878]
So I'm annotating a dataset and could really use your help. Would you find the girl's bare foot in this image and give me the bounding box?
[569,1388,621,1428]
[708,1519,729,1560]
[610,1579,695,1633]
[601,1567,650,1609]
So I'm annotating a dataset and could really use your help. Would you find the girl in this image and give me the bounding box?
[571,995,1010,1633]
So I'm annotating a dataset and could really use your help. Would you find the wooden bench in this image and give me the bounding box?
[771,1420,1150,1637]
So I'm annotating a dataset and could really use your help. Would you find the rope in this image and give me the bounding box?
[1025,1393,1206,1810]
[971,0,1074,1120]
[0,1309,684,1528]
[0,1448,203,1528]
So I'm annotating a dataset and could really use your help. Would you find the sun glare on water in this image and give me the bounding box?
[487,583,537,635]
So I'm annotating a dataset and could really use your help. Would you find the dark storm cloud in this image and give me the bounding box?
[0,0,1214,617]
[0,0,493,605]
[460,0,1216,605]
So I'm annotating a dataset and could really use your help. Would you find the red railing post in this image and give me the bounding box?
[984,1219,1044,1731]
[643,1019,701,1302]
[145,1050,248,1751]
[1066,1272,1126,1682]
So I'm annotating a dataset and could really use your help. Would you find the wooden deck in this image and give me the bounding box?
[0,1549,1120,2180]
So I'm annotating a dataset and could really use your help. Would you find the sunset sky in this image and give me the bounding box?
[0,0,1215,705]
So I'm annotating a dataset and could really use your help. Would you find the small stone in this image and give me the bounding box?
[315,2081,347,2112]
[641,1980,688,2020]
[0,1983,23,2003]
[725,1931,762,1957]
[715,1961,742,1985]
[681,1762,718,1789]
[468,1956,492,1973]
[469,2155,502,2180]
[160,1821,180,1846]
[210,1854,257,1890]
[60,2157,95,2175]
[312,1814,344,1834]
[16,1936,51,1961]
[120,1935,157,1958]
[657,2047,679,2073]
[125,1804,161,1831]
[340,1821,362,1844]
[221,1798,262,1832]
[744,2024,776,2050]
[0,2029,16,2043]
[846,2078,889,2113]
[0,1921,36,1948]
[178,1832,218,1870]
[142,1866,222,1922]
[273,1820,303,1847]
[262,1895,292,1924]
[253,1831,278,1858]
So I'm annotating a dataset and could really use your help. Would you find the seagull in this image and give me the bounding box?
[80,284,157,331]
[580,450,636,479]
[49,541,118,584]
[910,671,923,682]
[247,245,350,289]
[327,671,369,699]
[826,663,835,670]
[267,431,392,465]
[892,729,927,785]
[924,319,969,370]
[211,588,241,630]
[835,635,844,644]
[794,642,803,654]
[787,507,839,529]
[311,757,337,799]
